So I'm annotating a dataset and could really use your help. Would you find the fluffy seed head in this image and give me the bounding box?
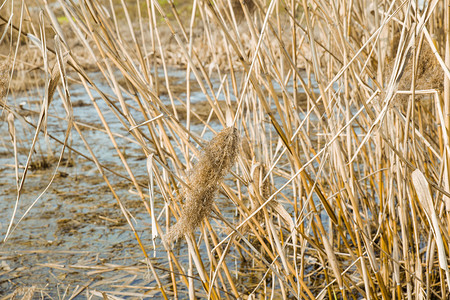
[385,43,444,106]
[231,0,256,19]
[0,60,11,100]
[165,127,240,244]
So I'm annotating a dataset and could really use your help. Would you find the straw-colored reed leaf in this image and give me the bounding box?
[165,126,240,244]
[411,169,450,291]
[47,62,62,105]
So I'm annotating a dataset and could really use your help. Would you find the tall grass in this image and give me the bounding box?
[1,0,450,298]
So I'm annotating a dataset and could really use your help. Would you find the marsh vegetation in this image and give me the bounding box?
[1,0,450,299]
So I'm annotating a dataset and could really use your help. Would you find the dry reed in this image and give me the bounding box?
[3,0,450,298]
[165,126,240,244]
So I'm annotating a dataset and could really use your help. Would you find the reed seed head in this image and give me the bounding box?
[165,126,240,244]
[0,60,11,100]
[231,0,256,19]
[386,43,444,106]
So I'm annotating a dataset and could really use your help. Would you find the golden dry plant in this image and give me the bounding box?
[165,126,240,243]
[2,0,450,298]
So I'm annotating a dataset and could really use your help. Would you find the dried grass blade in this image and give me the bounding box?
[6,113,19,190]
[146,154,159,250]
[411,169,450,292]
[322,235,344,291]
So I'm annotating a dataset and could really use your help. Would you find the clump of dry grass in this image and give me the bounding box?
[165,126,240,244]
[11,286,36,300]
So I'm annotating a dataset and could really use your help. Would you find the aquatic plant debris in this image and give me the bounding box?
[165,126,240,244]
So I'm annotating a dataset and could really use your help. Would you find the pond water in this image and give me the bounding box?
[0,65,327,298]
[0,68,267,298]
